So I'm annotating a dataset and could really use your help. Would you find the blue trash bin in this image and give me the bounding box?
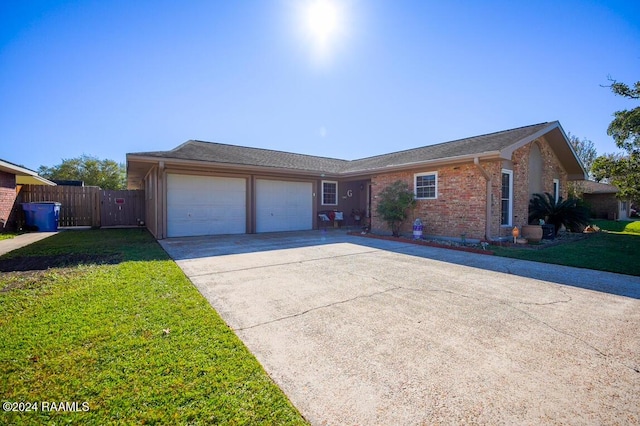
[22,202,61,231]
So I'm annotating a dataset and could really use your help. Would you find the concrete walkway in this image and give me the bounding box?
[0,232,58,256]
[161,231,640,425]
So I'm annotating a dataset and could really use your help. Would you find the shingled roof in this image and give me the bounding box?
[131,140,348,174]
[128,121,580,177]
[580,180,619,194]
[343,122,551,173]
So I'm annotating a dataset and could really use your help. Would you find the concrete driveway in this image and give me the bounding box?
[161,231,640,425]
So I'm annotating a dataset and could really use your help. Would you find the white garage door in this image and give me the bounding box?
[256,179,313,233]
[167,174,246,237]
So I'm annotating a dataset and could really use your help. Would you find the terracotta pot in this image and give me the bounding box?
[522,225,543,243]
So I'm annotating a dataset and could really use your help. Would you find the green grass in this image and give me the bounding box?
[0,233,16,241]
[0,229,307,425]
[491,220,640,276]
[591,219,640,235]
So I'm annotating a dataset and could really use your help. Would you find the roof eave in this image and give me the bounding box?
[16,175,57,186]
[340,152,502,177]
[553,123,589,180]
[499,121,587,180]
[0,160,38,177]
[127,155,343,179]
[129,152,505,180]
[499,121,560,159]
[0,160,56,185]
[567,173,588,181]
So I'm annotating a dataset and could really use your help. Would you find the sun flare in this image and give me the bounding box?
[301,0,344,63]
[306,0,339,44]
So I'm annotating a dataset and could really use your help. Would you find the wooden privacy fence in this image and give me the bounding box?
[17,185,100,227]
[16,185,144,228]
[100,189,145,227]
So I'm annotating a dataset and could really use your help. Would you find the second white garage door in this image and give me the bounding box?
[167,174,246,237]
[256,179,313,233]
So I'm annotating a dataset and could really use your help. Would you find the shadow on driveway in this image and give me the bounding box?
[160,230,640,300]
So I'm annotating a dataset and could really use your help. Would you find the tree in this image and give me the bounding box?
[38,155,126,190]
[375,180,416,237]
[592,153,640,202]
[591,77,640,203]
[566,132,598,199]
[567,132,597,175]
[607,78,640,153]
[591,153,623,183]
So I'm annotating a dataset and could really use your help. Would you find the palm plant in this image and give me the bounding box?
[529,193,590,236]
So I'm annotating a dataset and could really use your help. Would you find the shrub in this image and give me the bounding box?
[529,193,590,235]
[376,180,416,237]
[624,221,640,234]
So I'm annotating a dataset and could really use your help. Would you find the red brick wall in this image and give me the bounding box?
[583,193,618,219]
[0,171,17,230]
[512,145,530,233]
[371,164,488,240]
[371,137,570,240]
[504,139,568,238]
[485,161,504,238]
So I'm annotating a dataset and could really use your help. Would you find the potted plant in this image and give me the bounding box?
[528,193,590,237]
[522,219,543,243]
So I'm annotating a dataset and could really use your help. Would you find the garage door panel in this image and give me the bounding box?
[256,180,312,233]
[167,174,246,237]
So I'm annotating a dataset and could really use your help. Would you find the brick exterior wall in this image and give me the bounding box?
[485,161,504,238]
[371,138,569,241]
[583,193,618,219]
[0,171,17,230]
[505,139,568,238]
[371,164,488,240]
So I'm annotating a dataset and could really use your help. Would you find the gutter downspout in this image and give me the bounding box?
[474,157,492,241]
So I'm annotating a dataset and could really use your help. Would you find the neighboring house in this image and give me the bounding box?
[0,159,56,230]
[580,180,630,220]
[126,121,586,240]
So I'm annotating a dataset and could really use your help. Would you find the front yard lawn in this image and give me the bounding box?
[491,220,640,276]
[591,219,640,235]
[0,229,307,425]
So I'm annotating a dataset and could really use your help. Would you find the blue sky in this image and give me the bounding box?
[1,0,638,172]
